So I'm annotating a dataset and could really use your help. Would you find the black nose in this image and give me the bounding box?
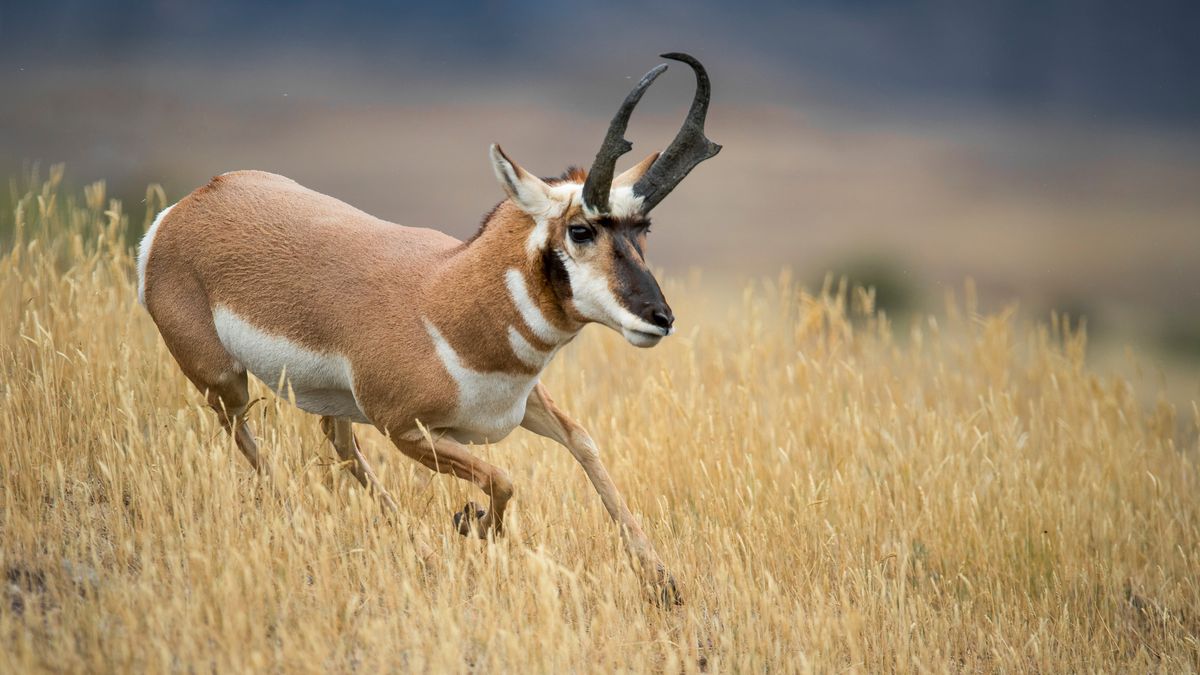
[644,305,675,330]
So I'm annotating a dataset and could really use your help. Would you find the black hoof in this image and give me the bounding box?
[453,501,487,537]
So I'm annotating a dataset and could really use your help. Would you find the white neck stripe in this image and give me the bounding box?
[507,325,551,368]
[505,268,572,344]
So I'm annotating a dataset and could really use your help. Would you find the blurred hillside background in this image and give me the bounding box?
[3,0,1199,396]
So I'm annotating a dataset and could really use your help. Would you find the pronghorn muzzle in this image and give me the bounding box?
[620,258,673,330]
[582,52,722,216]
[610,232,673,347]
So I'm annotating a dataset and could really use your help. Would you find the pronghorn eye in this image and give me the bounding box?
[568,225,595,244]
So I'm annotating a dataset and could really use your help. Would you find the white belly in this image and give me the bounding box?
[213,305,370,423]
[424,319,539,445]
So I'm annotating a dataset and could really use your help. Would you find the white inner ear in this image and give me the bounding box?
[490,145,557,218]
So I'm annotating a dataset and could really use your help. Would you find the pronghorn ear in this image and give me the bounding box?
[613,151,660,189]
[489,144,555,216]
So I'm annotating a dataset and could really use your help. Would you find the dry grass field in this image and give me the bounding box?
[2,168,1198,672]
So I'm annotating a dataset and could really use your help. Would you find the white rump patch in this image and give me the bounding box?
[136,202,176,307]
[504,268,573,344]
[212,305,370,423]
[425,319,540,444]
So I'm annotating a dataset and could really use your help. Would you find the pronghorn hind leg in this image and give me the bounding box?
[202,373,268,475]
[387,432,513,539]
[520,383,681,606]
[320,416,399,515]
[146,283,270,477]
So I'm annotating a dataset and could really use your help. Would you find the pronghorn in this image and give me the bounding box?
[137,53,719,602]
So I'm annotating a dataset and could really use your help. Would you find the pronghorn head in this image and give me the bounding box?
[488,53,720,348]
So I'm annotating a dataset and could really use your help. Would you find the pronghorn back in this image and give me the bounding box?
[141,169,460,342]
[139,170,464,427]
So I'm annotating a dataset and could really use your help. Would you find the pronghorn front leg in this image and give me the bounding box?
[388,431,514,538]
[521,383,681,605]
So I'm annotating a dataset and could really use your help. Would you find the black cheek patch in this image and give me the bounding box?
[542,247,573,301]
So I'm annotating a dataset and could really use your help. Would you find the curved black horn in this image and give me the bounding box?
[581,63,668,214]
[632,53,722,213]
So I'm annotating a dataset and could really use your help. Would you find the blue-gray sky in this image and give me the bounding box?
[4,0,1199,127]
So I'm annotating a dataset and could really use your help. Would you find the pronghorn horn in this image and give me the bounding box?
[581,63,668,215]
[632,53,722,213]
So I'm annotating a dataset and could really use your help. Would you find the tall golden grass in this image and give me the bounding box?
[1,167,1197,672]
